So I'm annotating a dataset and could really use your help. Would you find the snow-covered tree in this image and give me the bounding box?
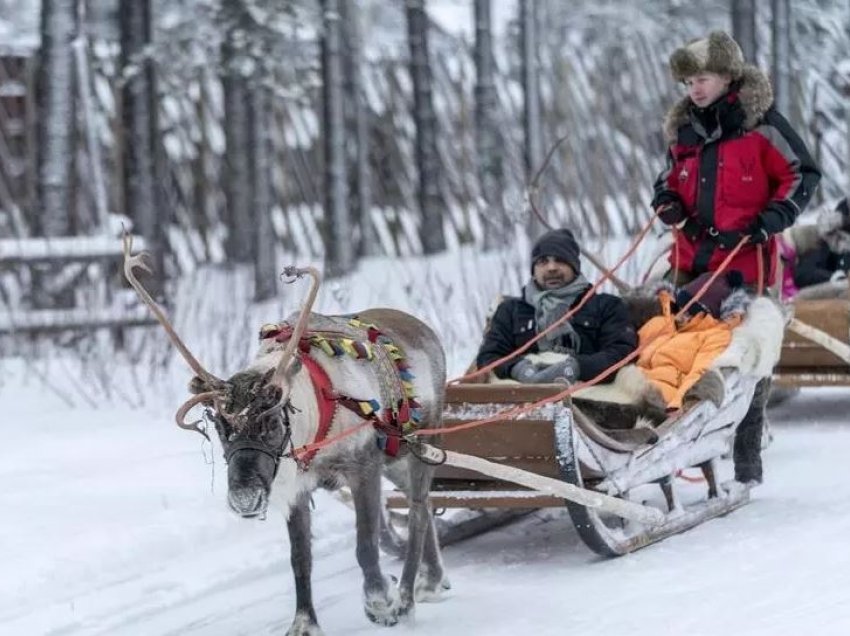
[406,0,446,254]
[321,0,352,278]
[120,0,163,287]
[36,0,76,238]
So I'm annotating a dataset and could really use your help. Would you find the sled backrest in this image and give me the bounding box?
[434,384,566,486]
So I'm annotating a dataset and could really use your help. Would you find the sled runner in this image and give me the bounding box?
[385,294,784,557]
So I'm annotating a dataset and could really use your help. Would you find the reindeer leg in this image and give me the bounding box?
[414,495,450,603]
[398,453,447,615]
[286,493,324,636]
[347,457,402,626]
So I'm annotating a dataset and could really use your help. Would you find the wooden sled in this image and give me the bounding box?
[385,371,759,557]
[774,294,850,388]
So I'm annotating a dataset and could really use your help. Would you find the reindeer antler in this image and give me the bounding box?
[122,231,225,389]
[174,391,223,440]
[271,266,322,390]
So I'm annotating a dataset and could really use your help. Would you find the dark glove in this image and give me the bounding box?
[509,357,538,383]
[656,200,685,225]
[747,222,770,245]
[529,355,581,384]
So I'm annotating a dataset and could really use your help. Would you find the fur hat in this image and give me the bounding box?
[669,31,745,82]
[675,270,749,319]
[817,198,850,253]
[530,228,582,274]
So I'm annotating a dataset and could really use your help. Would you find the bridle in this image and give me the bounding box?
[214,400,297,479]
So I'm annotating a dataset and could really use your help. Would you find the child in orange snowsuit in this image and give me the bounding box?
[637,272,748,409]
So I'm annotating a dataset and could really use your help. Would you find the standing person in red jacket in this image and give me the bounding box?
[653,30,821,288]
[652,31,821,486]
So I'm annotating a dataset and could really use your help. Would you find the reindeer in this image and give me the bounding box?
[123,236,450,635]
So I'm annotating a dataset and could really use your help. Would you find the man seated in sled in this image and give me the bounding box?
[475,228,638,385]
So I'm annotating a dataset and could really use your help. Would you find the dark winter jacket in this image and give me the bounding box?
[793,242,850,288]
[792,201,850,288]
[653,66,821,286]
[476,288,638,383]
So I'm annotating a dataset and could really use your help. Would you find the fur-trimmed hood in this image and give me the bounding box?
[662,65,774,143]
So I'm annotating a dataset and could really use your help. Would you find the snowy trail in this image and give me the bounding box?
[4,385,850,635]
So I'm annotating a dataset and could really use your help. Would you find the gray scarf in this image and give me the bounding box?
[523,274,591,353]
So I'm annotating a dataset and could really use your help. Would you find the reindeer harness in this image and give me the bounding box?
[259,317,422,467]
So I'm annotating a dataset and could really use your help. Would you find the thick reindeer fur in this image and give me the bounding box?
[224,308,448,634]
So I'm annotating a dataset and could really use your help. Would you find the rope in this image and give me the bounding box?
[756,243,765,296]
[675,469,705,483]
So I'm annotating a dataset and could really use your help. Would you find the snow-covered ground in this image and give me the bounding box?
[4,357,850,635]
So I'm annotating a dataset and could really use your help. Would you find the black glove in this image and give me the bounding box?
[656,200,685,225]
[747,223,770,245]
[509,357,538,383]
[529,355,581,384]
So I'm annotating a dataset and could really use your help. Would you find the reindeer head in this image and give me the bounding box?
[200,368,293,518]
[123,234,320,519]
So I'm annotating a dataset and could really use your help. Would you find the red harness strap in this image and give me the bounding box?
[296,352,402,466]
[297,353,338,468]
[262,323,409,464]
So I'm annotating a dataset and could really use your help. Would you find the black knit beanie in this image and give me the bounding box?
[530,229,581,274]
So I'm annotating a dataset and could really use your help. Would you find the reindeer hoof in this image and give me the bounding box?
[415,570,452,603]
[364,585,403,627]
[286,611,324,635]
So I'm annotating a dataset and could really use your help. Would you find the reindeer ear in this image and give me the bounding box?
[188,375,207,395]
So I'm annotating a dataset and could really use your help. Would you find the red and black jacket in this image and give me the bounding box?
[653,67,821,285]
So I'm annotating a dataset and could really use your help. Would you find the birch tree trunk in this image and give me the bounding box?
[340,0,376,257]
[250,82,276,301]
[731,0,758,64]
[406,0,446,254]
[220,0,254,264]
[120,0,163,288]
[36,0,76,238]
[474,0,503,248]
[321,0,352,277]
